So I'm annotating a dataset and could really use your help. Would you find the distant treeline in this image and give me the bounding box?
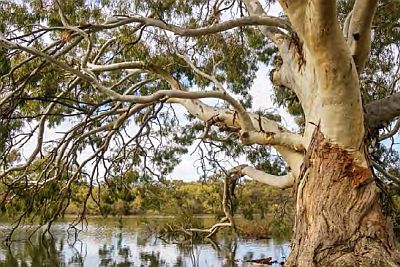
[65,179,294,220]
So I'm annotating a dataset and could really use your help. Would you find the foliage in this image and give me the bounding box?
[61,179,293,219]
[0,0,399,250]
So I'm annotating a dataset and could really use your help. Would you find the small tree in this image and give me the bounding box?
[1,0,400,265]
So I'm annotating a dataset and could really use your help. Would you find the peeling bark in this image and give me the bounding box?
[286,129,400,267]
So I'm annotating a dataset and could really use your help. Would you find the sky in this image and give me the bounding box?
[19,63,296,182]
[16,1,290,182]
[169,64,296,181]
[15,1,399,182]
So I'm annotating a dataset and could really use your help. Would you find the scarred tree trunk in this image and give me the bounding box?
[286,129,400,267]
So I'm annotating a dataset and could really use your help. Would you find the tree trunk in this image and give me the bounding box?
[285,129,400,267]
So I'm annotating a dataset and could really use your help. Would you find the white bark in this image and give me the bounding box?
[243,0,319,146]
[2,0,392,190]
[98,15,291,36]
[346,0,378,73]
[172,98,304,175]
[273,0,365,152]
[239,130,304,152]
[241,166,294,189]
[242,0,289,43]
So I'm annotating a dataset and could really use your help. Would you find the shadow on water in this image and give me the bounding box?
[0,217,290,266]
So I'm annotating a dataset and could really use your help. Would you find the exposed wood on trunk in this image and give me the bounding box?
[286,129,400,266]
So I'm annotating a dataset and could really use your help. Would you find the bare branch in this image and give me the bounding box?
[55,0,70,27]
[172,98,303,173]
[379,119,400,141]
[87,62,145,72]
[343,11,353,38]
[93,38,117,64]
[186,222,232,235]
[242,0,289,43]
[233,164,294,189]
[96,15,291,36]
[239,130,304,151]
[371,160,400,187]
[175,53,226,92]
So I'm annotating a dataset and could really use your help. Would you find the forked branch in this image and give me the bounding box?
[345,0,378,73]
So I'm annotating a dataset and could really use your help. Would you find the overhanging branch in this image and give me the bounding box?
[171,98,304,174]
[232,164,294,189]
[239,130,304,152]
[365,93,400,129]
[242,0,289,43]
[95,15,291,36]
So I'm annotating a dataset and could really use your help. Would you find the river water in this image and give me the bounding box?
[0,216,290,267]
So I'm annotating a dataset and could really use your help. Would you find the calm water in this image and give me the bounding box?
[0,217,289,267]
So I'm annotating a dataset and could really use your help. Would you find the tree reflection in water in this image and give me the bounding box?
[0,219,289,266]
[0,235,63,267]
[97,232,135,267]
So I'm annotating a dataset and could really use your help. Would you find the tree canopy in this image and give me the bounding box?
[1,1,400,263]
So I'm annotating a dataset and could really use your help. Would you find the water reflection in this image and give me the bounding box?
[0,217,289,266]
[0,236,63,267]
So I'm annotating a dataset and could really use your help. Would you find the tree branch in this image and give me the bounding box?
[93,37,117,64]
[242,0,289,43]
[172,98,304,174]
[175,53,226,92]
[0,37,257,132]
[346,0,378,74]
[379,118,400,141]
[96,15,291,36]
[371,160,400,187]
[343,11,353,38]
[242,1,320,141]
[1,91,66,177]
[239,130,304,151]
[365,92,400,129]
[233,165,294,189]
[278,0,365,150]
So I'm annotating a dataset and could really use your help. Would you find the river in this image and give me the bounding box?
[0,216,290,266]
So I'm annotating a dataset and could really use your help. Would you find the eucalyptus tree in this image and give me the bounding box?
[1,0,400,266]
